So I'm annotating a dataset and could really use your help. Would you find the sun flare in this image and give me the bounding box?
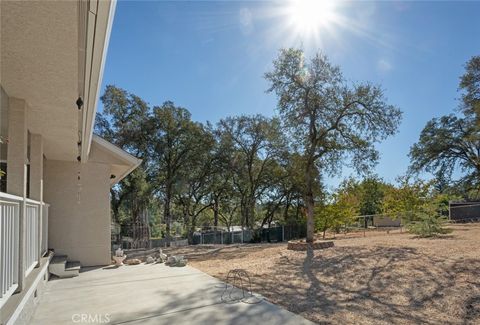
[287,0,339,37]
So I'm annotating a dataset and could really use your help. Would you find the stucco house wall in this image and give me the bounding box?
[43,160,111,266]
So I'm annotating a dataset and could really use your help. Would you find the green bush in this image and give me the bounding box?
[407,213,451,237]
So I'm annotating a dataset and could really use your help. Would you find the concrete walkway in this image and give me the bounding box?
[31,263,314,324]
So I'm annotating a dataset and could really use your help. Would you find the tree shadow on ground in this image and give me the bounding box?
[243,245,480,325]
[187,244,283,261]
[102,273,306,325]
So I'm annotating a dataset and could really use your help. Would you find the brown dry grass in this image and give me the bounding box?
[182,224,480,324]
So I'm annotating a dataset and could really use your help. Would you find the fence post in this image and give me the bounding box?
[231,231,233,244]
[241,230,244,243]
[221,231,223,245]
[282,226,285,242]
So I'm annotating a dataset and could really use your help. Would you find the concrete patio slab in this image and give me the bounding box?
[30,263,314,324]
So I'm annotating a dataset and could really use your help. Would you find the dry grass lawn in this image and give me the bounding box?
[180,224,480,324]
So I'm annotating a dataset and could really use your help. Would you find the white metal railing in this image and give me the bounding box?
[0,192,48,308]
[24,201,39,276]
[41,204,49,256]
[0,194,20,308]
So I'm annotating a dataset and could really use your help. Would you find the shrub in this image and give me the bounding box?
[407,213,451,237]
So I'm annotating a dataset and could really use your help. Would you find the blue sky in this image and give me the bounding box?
[100,0,480,189]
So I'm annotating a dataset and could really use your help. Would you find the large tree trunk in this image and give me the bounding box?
[306,187,315,242]
[187,221,196,244]
[164,186,172,241]
[110,189,121,224]
[248,198,256,229]
[305,107,317,243]
[112,203,120,225]
[305,160,315,243]
[240,197,247,229]
[213,198,219,227]
[283,199,291,223]
[181,203,189,235]
[295,199,301,220]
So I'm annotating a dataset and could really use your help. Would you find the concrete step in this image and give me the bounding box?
[50,255,68,265]
[49,255,81,278]
[65,261,81,271]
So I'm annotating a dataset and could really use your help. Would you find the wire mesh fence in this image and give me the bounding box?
[191,224,307,245]
[111,200,480,251]
[149,237,189,248]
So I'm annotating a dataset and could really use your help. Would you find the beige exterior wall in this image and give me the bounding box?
[0,85,9,161]
[29,133,43,201]
[43,160,112,266]
[6,97,28,197]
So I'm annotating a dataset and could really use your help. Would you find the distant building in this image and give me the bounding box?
[449,201,480,222]
[373,216,401,227]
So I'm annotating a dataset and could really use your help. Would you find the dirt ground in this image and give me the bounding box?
[176,224,480,324]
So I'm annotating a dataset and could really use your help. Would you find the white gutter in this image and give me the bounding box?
[80,0,117,163]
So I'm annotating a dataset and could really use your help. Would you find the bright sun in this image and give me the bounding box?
[287,0,338,37]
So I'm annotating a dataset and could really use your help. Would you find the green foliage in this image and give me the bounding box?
[407,209,451,238]
[150,101,212,237]
[409,56,480,191]
[97,85,303,241]
[382,177,431,223]
[315,176,389,235]
[150,223,166,239]
[216,115,287,229]
[359,176,385,216]
[259,152,307,229]
[315,204,339,237]
[96,86,154,238]
[459,56,480,121]
[409,115,480,189]
[314,196,355,238]
[265,48,402,241]
[98,53,480,245]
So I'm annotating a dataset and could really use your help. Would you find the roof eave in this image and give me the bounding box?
[80,0,117,163]
[91,135,142,186]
